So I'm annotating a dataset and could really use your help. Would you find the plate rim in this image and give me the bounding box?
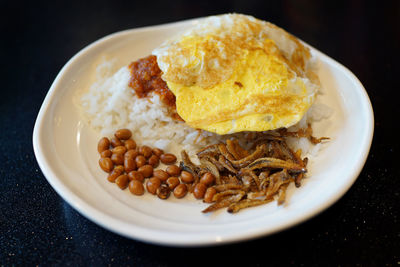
[33,18,374,247]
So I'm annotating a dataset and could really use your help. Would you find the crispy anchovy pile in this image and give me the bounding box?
[180,124,328,213]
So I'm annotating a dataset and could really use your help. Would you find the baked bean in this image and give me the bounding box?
[152,148,164,157]
[110,137,123,148]
[180,171,194,183]
[156,183,171,199]
[100,149,112,158]
[146,177,161,195]
[135,155,146,168]
[98,137,110,153]
[138,164,153,178]
[148,155,159,167]
[112,145,127,155]
[204,187,217,203]
[124,139,137,150]
[200,172,215,186]
[129,180,144,195]
[124,157,136,172]
[125,149,138,160]
[166,177,180,189]
[193,183,207,199]
[115,174,129,189]
[107,167,124,183]
[160,153,177,164]
[111,153,124,165]
[128,171,144,182]
[153,169,169,181]
[166,165,181,176]
[99,157,113,173]
[173,184,187,198]
[139,145,153,158]
[115,129,132,140]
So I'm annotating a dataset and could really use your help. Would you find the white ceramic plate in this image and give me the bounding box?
[33,18,374,246]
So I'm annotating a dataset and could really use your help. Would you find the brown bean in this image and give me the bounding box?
[124,139,137,150]
[166,177,180,190]
[124,157,136,173]
[99,157,113,173]
[139,145,153,158]
[98,137,110,153]
[115,174,129,189]
[156,183,171,199]
[153,169,169,181]
[138,165,153,178]
[200,172,215,186]
[112,145,127,155]
[193,183,207,199]
[110,137,123,148]
[160,153,177,164]
[148,155,159,168]
[128,171,144,182]
[100,149,112,158]
[204,187,217,203]
[166,165,181,176]
[180,171,194,183]
[146,177,161,195]
[111,153,124,165]
[115,129,132,140]
[107,167,124,183]
[125,149,139,160]
[152,148,164,157]
[129,180,144,195]
[173,184,188,198]
[135,155,146,168]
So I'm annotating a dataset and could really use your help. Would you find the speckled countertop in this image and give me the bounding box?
[1,1,399,265]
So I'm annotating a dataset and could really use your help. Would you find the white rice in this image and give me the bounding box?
[81,62,332,158]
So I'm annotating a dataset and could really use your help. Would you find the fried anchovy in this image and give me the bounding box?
[212,190,246,202]
[271,141,286,159]
[213,183,244,192]
[218,155,238,174]
[202,155,225,171]
[246,157,306,173]
[226,139,242,160]
[277,183,290,205]
[241,175,257,191]
[227,198,274,213]
[275,142,307,187]
[251,134,284,150]
[180,150,201,175]
[247,191,267,200]
[278,123,329,144]
[259,171,270,191]
[265,169,292,199]
[227,175,241,185]
[238,168,261,189]
[202,192,245,213]
[219,144,268,169]
[196,144,220,158]
[232,139,249,159]
[279,141,301,162]
[294,157,308,187]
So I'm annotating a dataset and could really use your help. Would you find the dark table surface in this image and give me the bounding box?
[1,0,399,265]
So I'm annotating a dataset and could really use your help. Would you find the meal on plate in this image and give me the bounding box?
[81,13,331,213]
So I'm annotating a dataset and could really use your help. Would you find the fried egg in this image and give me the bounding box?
[153,14,319,134]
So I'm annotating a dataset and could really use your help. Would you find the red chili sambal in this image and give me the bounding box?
[129,55,176,108]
